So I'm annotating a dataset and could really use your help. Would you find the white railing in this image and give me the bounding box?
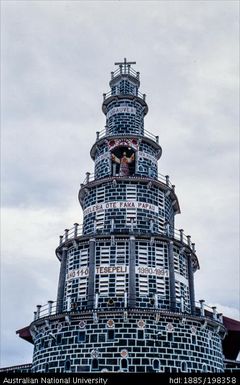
[32,299,223,324]
[82,172,172,187]
[111,65,140,80]
[58,222,195,253]
[96,127,159,143]
[103,88,146,101]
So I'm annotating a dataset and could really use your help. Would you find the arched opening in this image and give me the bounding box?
[92,358,99,371]
[202,363,208,372]
[65,359,71,372]
[107,329,115,341]
[120,358,128,372]
[111,147,135,176]
[181,361,188,373]
[152,359,160,372]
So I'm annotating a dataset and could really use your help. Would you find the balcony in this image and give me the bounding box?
[110,64,140,81]
[57,222,196,254]
[103,88,146,103]
[31,298,224,326]
[95,127,159,143]
[82,172,173,188]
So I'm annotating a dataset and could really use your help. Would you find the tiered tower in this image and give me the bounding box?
[18,60,226,373]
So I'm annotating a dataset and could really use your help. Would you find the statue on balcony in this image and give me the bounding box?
[112,151,135,176]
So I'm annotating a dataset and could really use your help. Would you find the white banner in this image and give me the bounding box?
[96,265,128,275]
[83,200,159,216]
[67,266,128,280]
[136,266,169,277]
[67,268,89,280]
[107,106,136,119]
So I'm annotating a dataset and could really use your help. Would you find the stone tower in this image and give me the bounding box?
[18,60,226,373]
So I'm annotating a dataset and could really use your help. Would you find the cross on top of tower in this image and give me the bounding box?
[114,58,136,70]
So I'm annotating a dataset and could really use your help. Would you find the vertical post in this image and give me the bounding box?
[129,236,136,308]
[212,306,217,321]
[59,235,63,246]
[218,313,223,323]
[67,297,71,312]
[103,93,106,100]
[111,235,115,246]
[136,72,140,80]
[150,219,154,234]
[192,243,196,253]
[111,71,114,80]
[188,254,196,315]
[168,241,176,312]
[124,291,128,308]
[187,235,191,248]
[165,222,170,236]
[120,64,122,74]
[87,238,96,309]
[111,219,115,232]
[36,305,42,319]
[96,131,100,141]
[172,185,175,193]
[179,229,184,243]
[94,292,99,309]
[48,300,54,315]
[74,223,79,238]
[156,136,159,144]
[180,296,184,313]
[56,247,68,313]
[165,175,170,186]
[64,229,69,242]
[199,300,205,317]
[86,172,90,184]
[33,311,37,321]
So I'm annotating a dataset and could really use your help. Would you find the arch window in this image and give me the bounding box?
[152,359,160,372]
[181,361,188,373]
[107,329,115,341]
[92,359,99,371]
[78,331,86,343]
[65,359,71,372]
[120,358,128,372]
[202,363,208,372]
[137,329,144,339]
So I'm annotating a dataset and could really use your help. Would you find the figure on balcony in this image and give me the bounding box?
[112,151,135,176]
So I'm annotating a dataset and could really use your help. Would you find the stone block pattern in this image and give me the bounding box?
[81,181,175,236]
[62,237,190,313]
[31,313,224,373]
[105,99,145,137]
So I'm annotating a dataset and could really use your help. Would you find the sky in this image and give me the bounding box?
[1,0,239,368]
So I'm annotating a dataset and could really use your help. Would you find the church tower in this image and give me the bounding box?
[17,60,226,373]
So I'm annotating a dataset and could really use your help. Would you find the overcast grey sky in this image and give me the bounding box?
[1,0,239,368]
